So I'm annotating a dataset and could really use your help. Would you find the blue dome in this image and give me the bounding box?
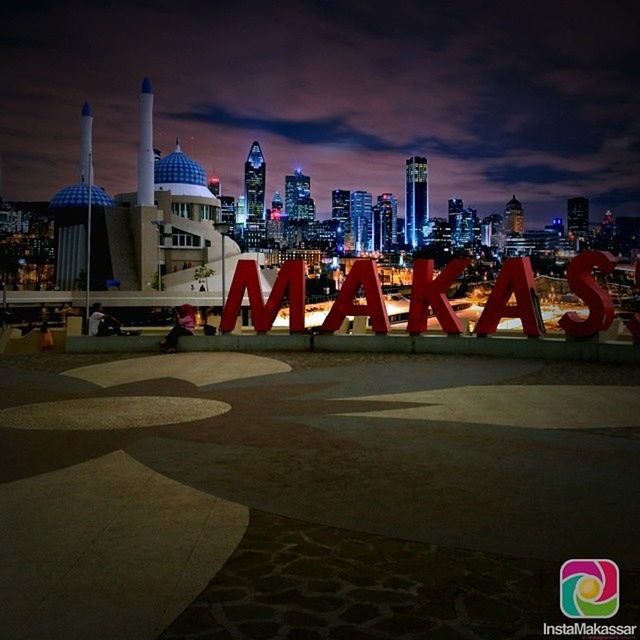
[154,149,206,186]
[49,183,115,209]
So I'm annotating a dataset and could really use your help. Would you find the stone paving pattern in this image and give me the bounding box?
[162,511,640,640]
[1,351,639,639]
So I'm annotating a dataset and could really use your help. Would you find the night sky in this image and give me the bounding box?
[1,0,639,226]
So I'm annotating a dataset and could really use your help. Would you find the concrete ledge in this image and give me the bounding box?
[314,334,413,353]
[179,333,312,352]
[64,333,639,364]
[66,335,162,353]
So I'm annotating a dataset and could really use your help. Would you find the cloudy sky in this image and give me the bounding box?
[1,0,638,226]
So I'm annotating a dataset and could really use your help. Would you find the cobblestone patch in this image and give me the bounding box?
[160,511,640,639]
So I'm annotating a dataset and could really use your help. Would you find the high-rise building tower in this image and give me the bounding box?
[373,193,397,252]
[405,156,429,248]
[271,191,284,217]
[350,190,372,253]
[505,195,524,235]
[244,141,266,222]
[448,197,464,247]
[567,197,589,248]
[285,169,313,221]
[332,189,351,221]
[208,176,221,197]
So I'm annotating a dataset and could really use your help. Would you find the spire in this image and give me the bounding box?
[175,137,182,152]
[81,101,91,117]
[141,76,152,94]
[246,140,264,168]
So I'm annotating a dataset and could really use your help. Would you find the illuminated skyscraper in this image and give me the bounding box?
[208,176,221,197]
[244,141,266,222]
[350,190,372,253]
[505,195,524,235]
[373,193,397,252]
[271,191,284,217]
[405,156,429,248]
[332,189,351,222]
[285,169,314,221]
[567,197,589,248]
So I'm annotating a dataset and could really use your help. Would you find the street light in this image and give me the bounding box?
[213,222,229,309]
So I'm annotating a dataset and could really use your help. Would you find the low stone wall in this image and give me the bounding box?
[65,332,639,364]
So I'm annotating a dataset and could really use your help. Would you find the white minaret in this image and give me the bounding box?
[80,102,94,184]
[137,77,154,206]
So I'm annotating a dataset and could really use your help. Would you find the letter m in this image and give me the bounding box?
[220,260,306,333]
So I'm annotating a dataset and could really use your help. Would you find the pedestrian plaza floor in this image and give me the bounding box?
[1,351,638,639]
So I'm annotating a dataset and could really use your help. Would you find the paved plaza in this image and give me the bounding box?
[0,351,639,639]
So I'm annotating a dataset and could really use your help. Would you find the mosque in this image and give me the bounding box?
[49,78,270,296]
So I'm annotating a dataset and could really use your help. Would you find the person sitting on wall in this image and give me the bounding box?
[160,304,196,352]
[89,302,126,337]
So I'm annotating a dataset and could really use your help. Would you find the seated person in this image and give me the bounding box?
[160,304,196,352]
[89,302,125,337]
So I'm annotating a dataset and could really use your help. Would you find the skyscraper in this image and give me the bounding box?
[505,195,524,235]
[350,190,372,253]
[567,197,589,248]
[373,193,397,252]
[244,141,266,222]
[271,191,284,217]
[285,169,313,222]
[332,189,351,222]
[208,176,221,197]
[405,156,429,248]
[448,197,464,247]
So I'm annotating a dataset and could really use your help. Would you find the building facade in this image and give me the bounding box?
[405,156,429,248]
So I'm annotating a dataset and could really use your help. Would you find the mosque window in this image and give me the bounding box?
[171,232,201,248]
[171,202,193,219]
[201,204,212,220]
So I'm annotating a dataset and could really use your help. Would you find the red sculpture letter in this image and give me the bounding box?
[407,258,470,334]
[220,260,305,333]
[320,259,390,334]
[625,261,640,340]
[559,251,616,338]
[475,257,543,336]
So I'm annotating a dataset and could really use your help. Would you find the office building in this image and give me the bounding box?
[350,190,372,253]
[405,156,428,248]
[285,169,311,220]
[567,197,589,248]
[505,195,524,235]
[244,141,266,222]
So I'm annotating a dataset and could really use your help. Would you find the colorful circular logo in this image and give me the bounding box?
[560,559,619,618]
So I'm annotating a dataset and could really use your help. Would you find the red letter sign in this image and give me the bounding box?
[475,257,543,336]
[220,260,305,333]
[407,258,470,334]
[559,251,616,338]
[320,259,390,334]
[625,261,640,341]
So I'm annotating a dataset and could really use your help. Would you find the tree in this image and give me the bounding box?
[194,265,215,292]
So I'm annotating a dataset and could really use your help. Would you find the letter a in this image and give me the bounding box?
[320,260,390,334]
[475,257,543,336]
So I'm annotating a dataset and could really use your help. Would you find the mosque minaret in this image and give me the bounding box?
[137,77,154,207]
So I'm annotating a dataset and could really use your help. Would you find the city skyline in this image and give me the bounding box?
[1,0,639,226]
